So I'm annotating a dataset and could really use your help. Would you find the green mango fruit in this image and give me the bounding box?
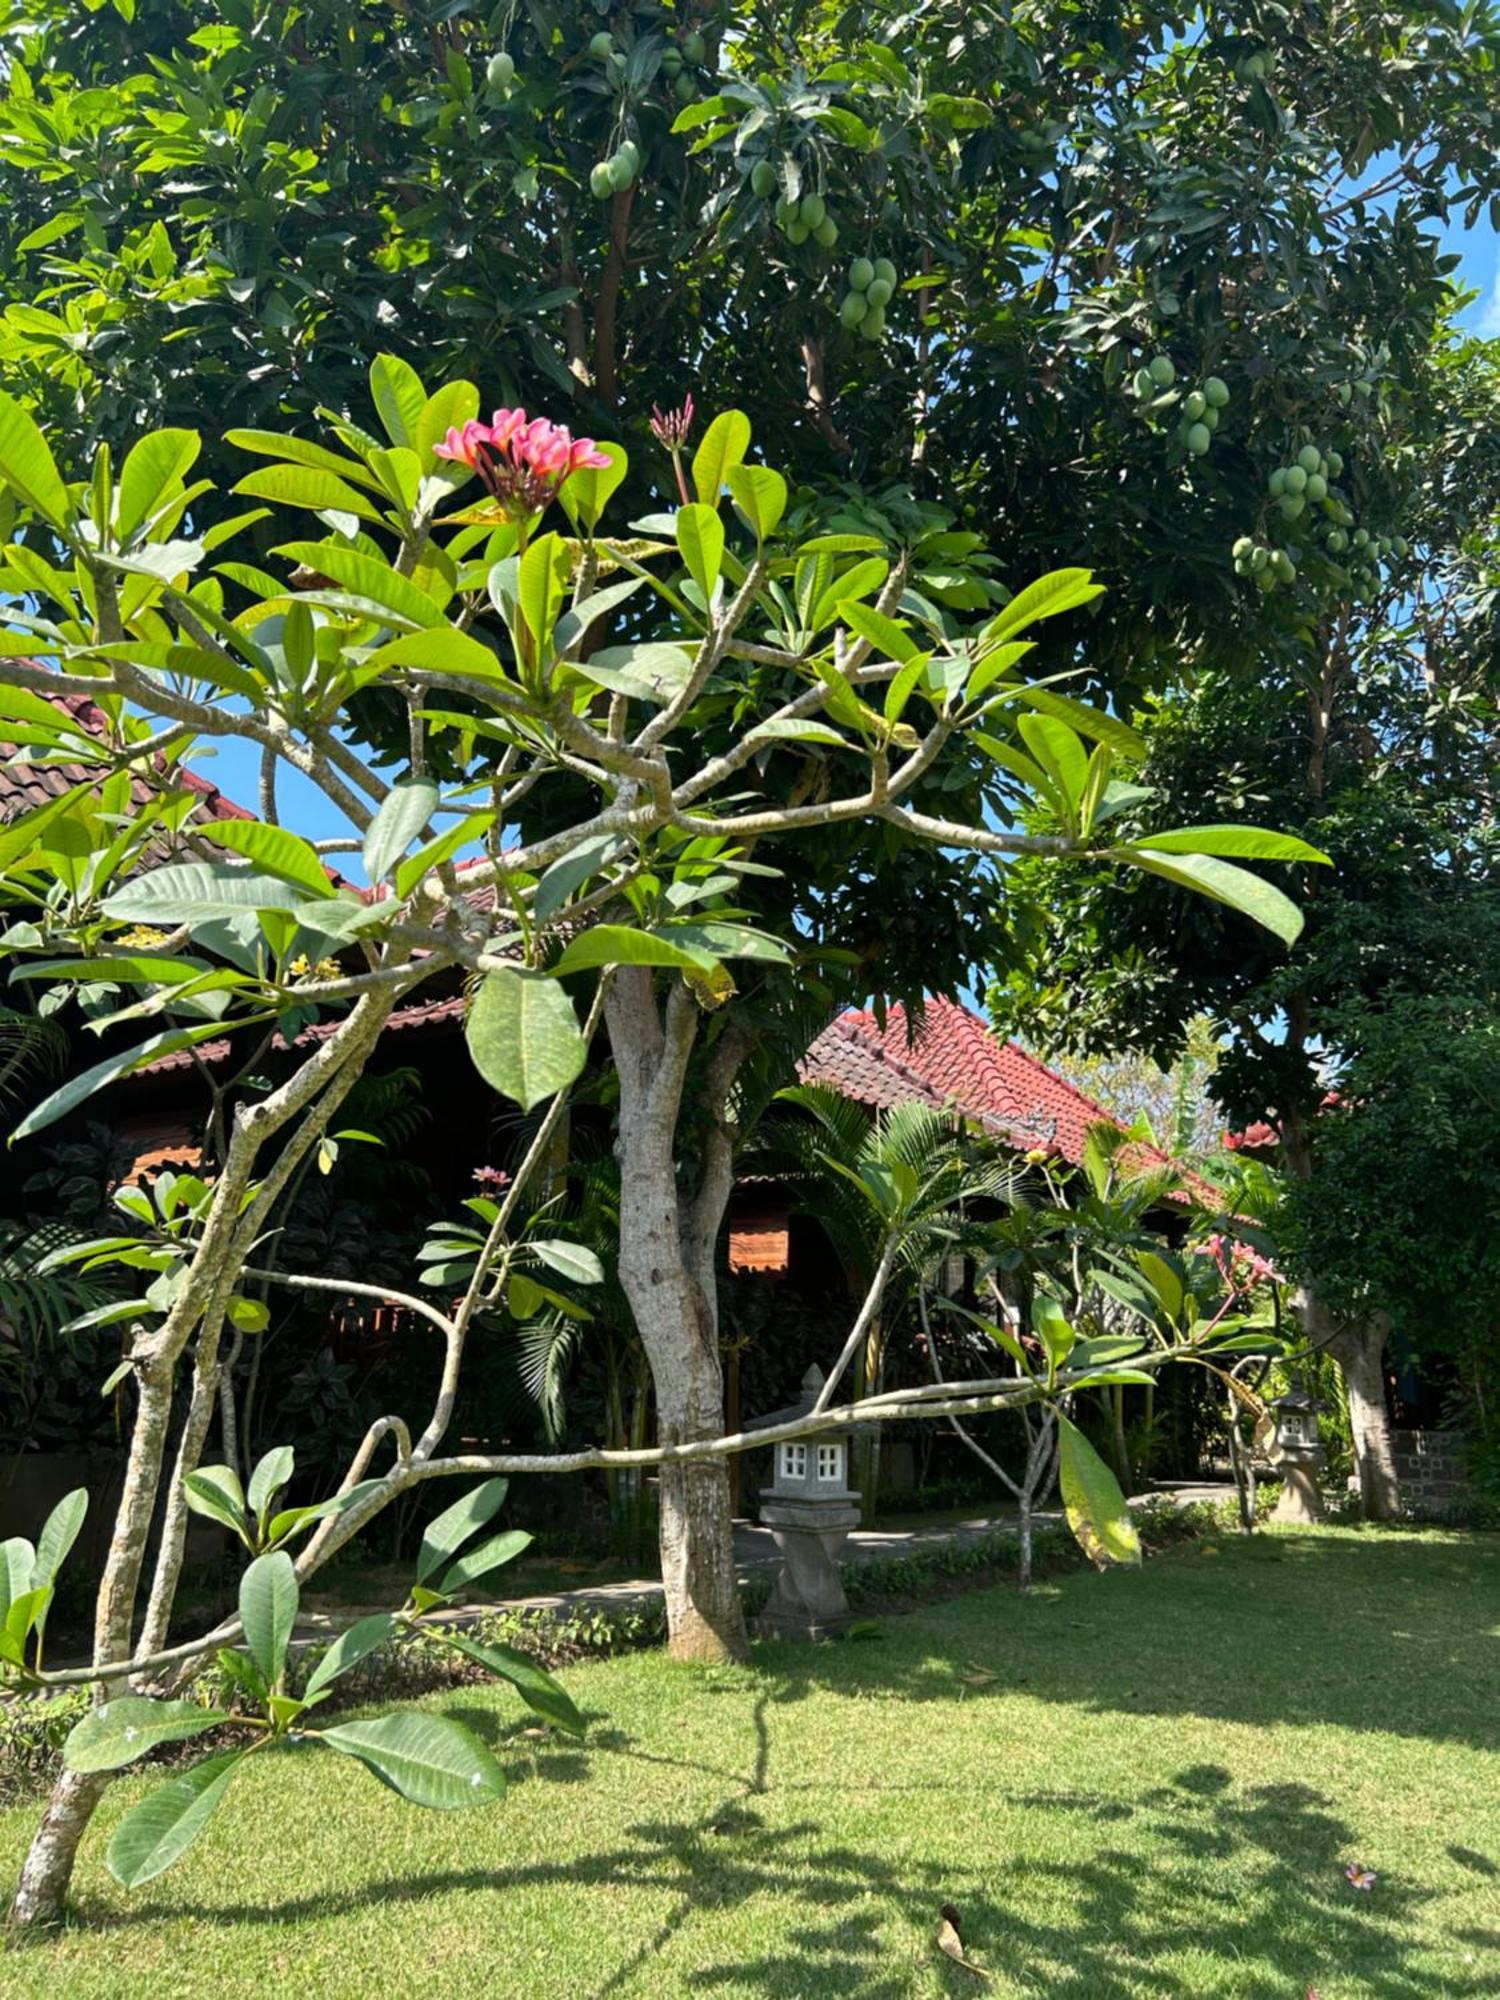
[864,278,893,308]
[799,193,826,229]
[813,217,839,248]
[839,291,868,328]
[1304,473,1327,503]
[848,257,874,292]
[487,52,515,89]
[1148,354,1176,387]
[1297,445,1322,474]
[785,220,810,245]
[682,29,707,63]
[589,31,614,58]
[1184,422,1211,455]
[589,162,614,199]
[861,302,886,339]
[751,160,777,198]
[872,257,897,289]
[1183,391,1207,421]
[1283,464,1308,494]
[1204,376,1230,408]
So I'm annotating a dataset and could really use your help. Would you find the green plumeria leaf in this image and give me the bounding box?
[239,1550,298,1687]
[1056,1414,1142,1569]
[182,1465,249,1540]
[438,1529,533,1596]
[363,781,438,886]
[317,1712,506,1808]
[439,1632,585,1737]
[691,410,751,505]
[107,1750,247,1888]
[64,1696,235,1774]
[302,1612,397,1700]
[1113,848,1305,946]
[465,967,587,1113]
[247,1446,295,1523]
[416,1478,509,1585]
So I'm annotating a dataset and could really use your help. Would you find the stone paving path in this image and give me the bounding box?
[308,1480,1234,1637]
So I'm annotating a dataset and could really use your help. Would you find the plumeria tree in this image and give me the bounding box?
[0,360,1315,1925]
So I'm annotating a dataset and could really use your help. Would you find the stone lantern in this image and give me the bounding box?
[749,1364,862,1641]
[1270,1380,1326,1523]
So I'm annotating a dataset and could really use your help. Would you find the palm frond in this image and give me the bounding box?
[0,1218,119,1348]
[0,1007,68,1110]
[515,1312,582,1444]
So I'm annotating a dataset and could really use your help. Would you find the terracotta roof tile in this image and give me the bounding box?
[800,996,1204,1193]
[132,990,467,1077]
[1,689,256,828]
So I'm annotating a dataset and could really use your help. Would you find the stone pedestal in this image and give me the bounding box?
[753,1497,861,1641]
[1272,1452,1325,1524]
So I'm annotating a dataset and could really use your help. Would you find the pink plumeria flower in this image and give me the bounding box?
[433,404,609,521]
[1344,1863,1376,1891]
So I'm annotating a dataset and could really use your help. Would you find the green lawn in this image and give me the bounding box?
[3,1525,1497,1998]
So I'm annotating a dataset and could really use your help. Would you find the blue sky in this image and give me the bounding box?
[1443,211,1500,334]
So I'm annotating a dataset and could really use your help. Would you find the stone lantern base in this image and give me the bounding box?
[753,1497,861,1641]
[1272,1451,1325,1524]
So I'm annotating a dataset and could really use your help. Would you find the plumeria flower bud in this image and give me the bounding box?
[649,394,694,451]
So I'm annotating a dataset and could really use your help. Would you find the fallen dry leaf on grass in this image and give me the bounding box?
[955,1662,1003,1688]
[935,1903,990,1982]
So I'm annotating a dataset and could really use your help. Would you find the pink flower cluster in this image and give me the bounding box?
[1196,1232,1282,1293]
[435,408,610,519]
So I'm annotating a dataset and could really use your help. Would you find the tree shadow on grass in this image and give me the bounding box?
[758,1530,1500,1754]
[82,1743,1479,1999]
[63,1534,1496,1995]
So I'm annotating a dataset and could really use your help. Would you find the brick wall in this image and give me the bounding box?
[1390,1429,1470,1508]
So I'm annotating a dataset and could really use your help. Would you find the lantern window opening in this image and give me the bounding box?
[816,1444,842,1483]
[779,1442,807,1481]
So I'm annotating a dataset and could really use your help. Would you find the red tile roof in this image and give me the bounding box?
[131,990,467,1077]
[1,691,256,827]
[800,996,1200,1187]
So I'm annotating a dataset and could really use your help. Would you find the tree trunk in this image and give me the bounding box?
[1329,1317,1403,1520]
[9,988,399,1930]
[1109,1382,1132,1495]
[655,1360,745,1662]
[7,1352,179,1930]
[606,971,748,1663]
[6,1770,112,1930]
[1295,1285,1401,1519]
